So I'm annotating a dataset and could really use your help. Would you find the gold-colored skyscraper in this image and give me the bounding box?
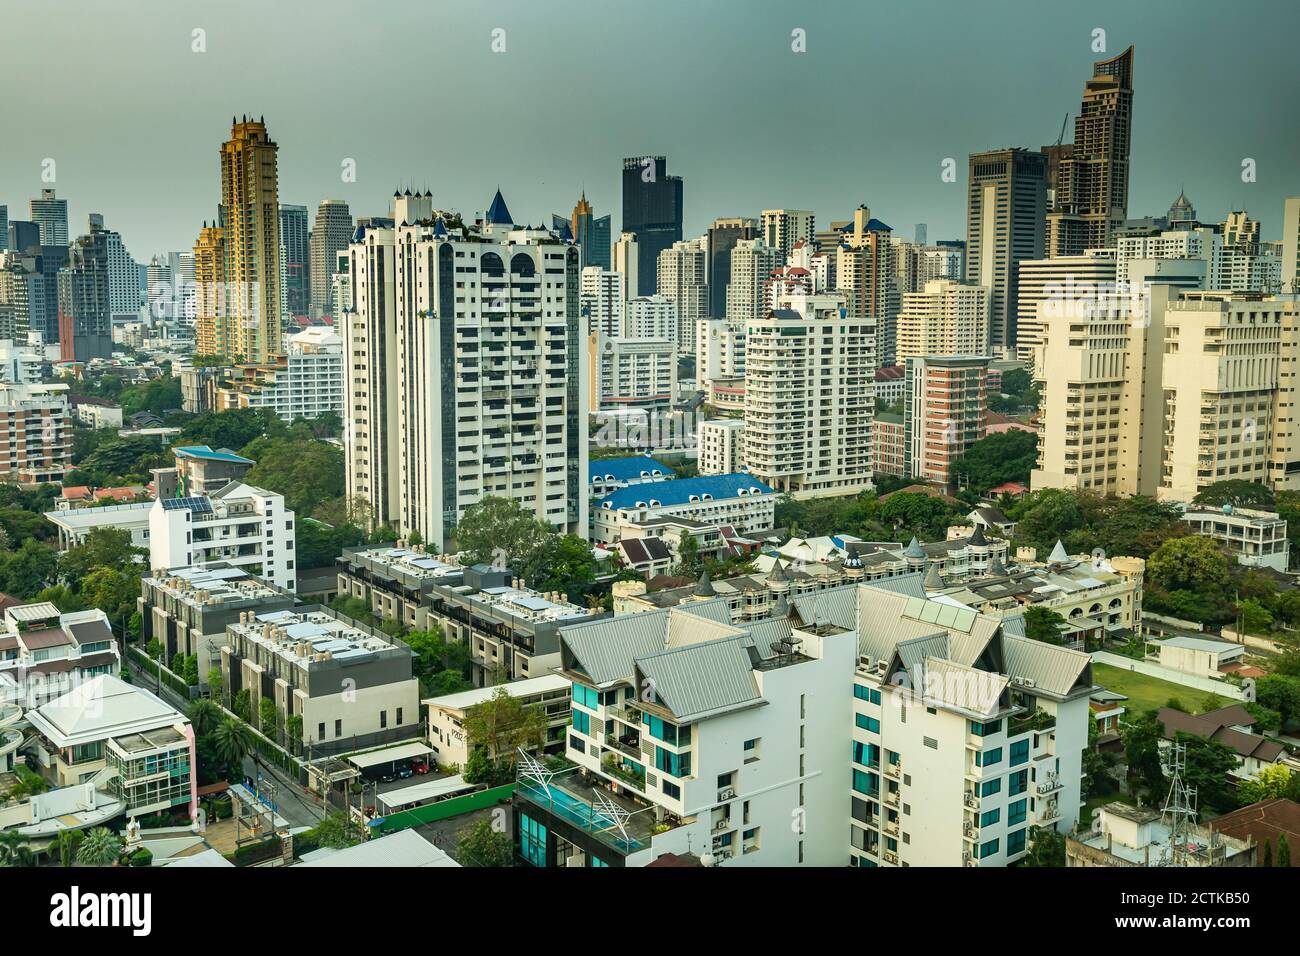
[1046,46,1134,258]
[193,223,226,356]
[217,116,282,361]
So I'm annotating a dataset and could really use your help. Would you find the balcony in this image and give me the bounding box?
[1006,710,1056,738]
[603,732,642,761]
[515,770,680,856]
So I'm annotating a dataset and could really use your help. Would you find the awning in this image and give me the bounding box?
[346,741,433,770]
[378,774,474,810]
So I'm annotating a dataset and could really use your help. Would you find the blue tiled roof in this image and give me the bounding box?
[174,445,254,465]
[588,456,676,483]
[486,189,513,226]
[599,473,775,510]
[837,219,892,233]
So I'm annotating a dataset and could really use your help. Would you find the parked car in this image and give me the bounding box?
[396,764,415,779]
[379,770,396,784]
[411,760,431,775]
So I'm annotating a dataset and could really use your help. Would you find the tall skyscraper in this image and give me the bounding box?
[57,223,113,362]
[966,147,1047,353]
[86,214,140,321]
[579,267,624,337]
[309,199,353,319]
[895,279,991,365]
[621,156,683,296]
[656,237,708,354]
[1284,196,1300,295]
[217,117,282,361]
[1046,46,1135,257]
[835,206,899,365]
[557,192,611,271]
[706,216,759,318]
[342,190,587,548]
[613,232,638,303]
[0,206,7,253]
[761,209,815,261]
[1015,249,1117,369]
[193,223,226,357]
[29,189,68,247]
[903,355,989,484]
[7,221,40,255]
[169,251,197,326]
[279,204,310,319]
[724,239,782,325]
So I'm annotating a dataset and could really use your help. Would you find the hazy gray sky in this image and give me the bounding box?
[2,0,1297,258]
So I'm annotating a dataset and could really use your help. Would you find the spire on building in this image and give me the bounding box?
[693,570,716,598]
[486,189,514,226]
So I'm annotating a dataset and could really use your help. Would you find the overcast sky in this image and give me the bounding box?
[2,0,1297,259]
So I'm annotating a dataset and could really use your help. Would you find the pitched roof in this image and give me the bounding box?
[486,188,513,226]
[588,456,676,483]
[598,473,774,510]
[635,636,762,722]
[1209,799,1300,864]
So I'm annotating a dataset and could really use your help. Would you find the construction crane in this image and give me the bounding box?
[1055,112,1070,147]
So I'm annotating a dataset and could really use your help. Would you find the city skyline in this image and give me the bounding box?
[1,0,1297,257]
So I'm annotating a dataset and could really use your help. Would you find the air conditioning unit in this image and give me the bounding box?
[962,850,971,862]
[714,819,729,832]
[719,787,736,801]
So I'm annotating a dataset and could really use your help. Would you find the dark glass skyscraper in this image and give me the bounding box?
[706,217,759,318]
[621,156,683,296]
[554,192,611,270]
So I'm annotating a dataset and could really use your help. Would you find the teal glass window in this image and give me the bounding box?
[519,812,548,867]
[1010,739,1030,766]
[976,747,1002,767]
[1008,799,1027,826]
[1007,828,1026,855]
[980,808,1000,827]
[980,779,1001,797]
[978,838,999,859]
[1008,770,1028,795]
[856,714,880,733]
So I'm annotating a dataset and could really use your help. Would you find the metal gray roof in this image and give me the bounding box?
[999,634,1092,698]
[635,636,762,722]
[560,611,669,686]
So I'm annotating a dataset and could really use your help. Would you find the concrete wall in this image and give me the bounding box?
[1090,651,1244,700]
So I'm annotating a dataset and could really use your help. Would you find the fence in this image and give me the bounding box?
[374,783,515,835]
[128,647,196,700]
[1090,651,1244,700]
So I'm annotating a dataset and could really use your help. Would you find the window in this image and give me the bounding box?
[1008,770,1028,796]
[661,779,681,800]
[969,719,1002,736]
[978,838,999,859]
[976,747,1002,767]
[379,710,387,729]
[334,719,342,738]
[569,735,585,753]
[1008,799,1027,826]
[853,741,879,768]
[852,769,880,797]
[519,812,547,867]
[317,722,325,741]
[980,779,1001,797]
[1010,739,1030,766]
[1007,828,1027,855]
[396,707,403,726]
[744,737,760,761]
[856,714,880,733]
[571,682,599,710]
[655,746,689,778]
[980,808,1000,827]
[572,709,591,735]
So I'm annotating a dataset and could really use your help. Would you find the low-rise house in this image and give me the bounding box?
[592,473,776,546]
[1181,504,1289,572]
[1156,704,1291,779]
[44,499,153,550]
[424,674,572,771]
[0,603,118,707]
[1067,801,1254,867]
[1151,634,1247,678]
[23,674,195,821]
[172,445,255,495]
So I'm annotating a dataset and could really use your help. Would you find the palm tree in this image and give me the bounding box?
[212,717,255,774]
[187,698,222,737]
[76,827,122,867]
[0,831,36,867]
[53,829,84,867]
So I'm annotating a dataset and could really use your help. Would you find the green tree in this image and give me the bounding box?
[59,527,141,582]
[1147,536,1230,593]
[258,698,278,738]
[242,436,345,517]
[1123,711,1166,801]
[1192,480,1275,510]
[0,538,59,598]
[454,495,551,569]
[1021,826,1066,867]
[1256,674,1300,731]
[456,818,514,867]
[947,429,1038,493]
[1238,764,1292,804]
[80,566,143,628]
[462,687,546,771]
[76,827,123,867]
[213,716,255,770]
[1181,735,1241,813]
[187,699,223,736]
[52,829,84,867]
[671,533,701,576]
[1279,834,1292,868]
[1023,606,1068,645]
[232,689,252,723]
[1237,597,1274,636]
[0,831,35,867]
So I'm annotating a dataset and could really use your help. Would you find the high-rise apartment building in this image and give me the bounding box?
[656,237,708,354]
[0,382,71,482]
[279,203,310,319]
[0,206,7,252]
[342,190,587,549]
[1015,249,1117,368]
[895,280,991,365]
[216,117,282,362]
[588,332,676,414]
[57,223,113,362]
[966,148,1047,354]
[613,232,638,304]
[894,240,964,295]
[557,192,611,271]
[1032,288,1287,501]
[622,156,683,296]
[835,206,899,366]
[706,217,759,318]
[579,267,624,337]
[1282,197,1300,295]
[724,239,782,325]
[309,199,353,319]
[903,355,989,484]
[744,292,874,498]
[1046,47,1134,257]
[29,189,68,246]
[695,318,746,384]
[760,209,815,261]
[215,327,343,421]
[192,224,226,357]
[625,294,676,341]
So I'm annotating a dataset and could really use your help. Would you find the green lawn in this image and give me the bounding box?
[1092,663,1232,717]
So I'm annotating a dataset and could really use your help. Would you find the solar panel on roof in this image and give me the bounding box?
[162,496,212,514]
